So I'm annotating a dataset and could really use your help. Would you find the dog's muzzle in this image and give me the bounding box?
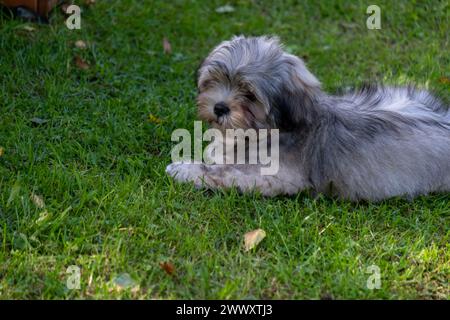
[214,102,230,118]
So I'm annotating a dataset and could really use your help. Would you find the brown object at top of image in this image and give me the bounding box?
[1,0,59,17]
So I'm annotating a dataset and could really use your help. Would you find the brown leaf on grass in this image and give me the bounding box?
[244,228,266,252]
[74,56,90,70]
[31,193,45,208]
[148,114,162,124]
[439,76,450,84]
[85,0,96,5]
[159,261,175,275]
[0,147,4,157]
[163,37,172,54]
[75,40,87,49]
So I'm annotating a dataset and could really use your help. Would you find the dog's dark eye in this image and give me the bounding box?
[200,80,214,91]
[244,91,257,102]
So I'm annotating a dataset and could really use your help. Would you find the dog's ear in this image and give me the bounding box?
[269,54,322,130]
[284,53,321,94]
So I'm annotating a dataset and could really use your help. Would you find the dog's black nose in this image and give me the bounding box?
[214,102,230,117]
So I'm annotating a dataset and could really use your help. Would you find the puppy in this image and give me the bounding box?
[166,36,450,201]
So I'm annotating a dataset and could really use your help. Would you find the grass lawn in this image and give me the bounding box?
[0,0,449,299]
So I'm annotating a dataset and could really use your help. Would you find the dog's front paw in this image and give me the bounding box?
[166,162,208,187]
[165,162,191,181]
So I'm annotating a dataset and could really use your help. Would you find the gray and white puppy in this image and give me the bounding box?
[166,35,450,201]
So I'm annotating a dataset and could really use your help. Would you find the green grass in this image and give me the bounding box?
[0,0,449,299]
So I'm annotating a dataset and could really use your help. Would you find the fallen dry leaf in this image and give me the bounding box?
[74,56,90,70]
[75,40,87,49]
[159,261,175,275]
[439,76,450,84]
[30,117,49,125]
[163,37,172,54]
[31,193,45,208]
[20,25,36,32]
[216,5,235,13]
[0,147,4,157]
[85,0,96,5]
[148,114,162,124]
[112,273,137,290]
[244,228,266,252]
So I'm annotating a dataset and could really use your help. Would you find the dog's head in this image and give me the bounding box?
[197,36,322,131]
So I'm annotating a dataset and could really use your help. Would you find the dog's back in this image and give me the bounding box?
[309,85,450,200]
[340,84,450,120]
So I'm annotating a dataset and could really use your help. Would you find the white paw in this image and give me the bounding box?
[165,162,208,187]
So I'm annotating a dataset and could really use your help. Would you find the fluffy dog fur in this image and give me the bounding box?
[166,36,450,201]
